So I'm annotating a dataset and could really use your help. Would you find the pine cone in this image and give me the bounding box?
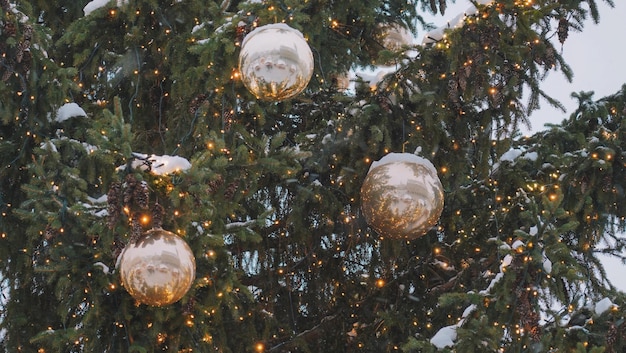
[458,65,471,92]
[0,0,10,12]
[223,108,234,132]
[223,181,239,199]
[107,181,122,229]
[44,224,56,241]
[123,174,138,204]
[447,79,461,110]
[236,21,248,44]
[183,297,196,315]
[544,45,557,68]
[16,41,29,63]
[605,323,618,353]
[557,17,569,44]
[188,93,208,115]
[4,21,16,37]
[516,288,541,341]
[236,16,258,44]
[207,175,224,194]
[19,50,31,74]
[134,180,150,209]
[376,93,392,113]
[152,202,165,229]
[22,25,32,41]
[129,215,143,243]
[1,67,13,82]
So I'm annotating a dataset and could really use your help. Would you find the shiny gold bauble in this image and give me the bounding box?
[373,24,413,66]
[239,23,314,101]
[361,153,444,240]
[119,228,196,306]
[379,24,413,52]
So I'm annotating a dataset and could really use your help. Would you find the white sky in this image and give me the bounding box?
[527,1,625,133]
[426,1,626,291]
[426,0,625,133]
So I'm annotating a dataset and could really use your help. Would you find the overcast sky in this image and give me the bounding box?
[424,0,624,134]
[426,1,626,291]
[526,1,625,133]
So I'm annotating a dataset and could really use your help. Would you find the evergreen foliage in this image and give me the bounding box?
[1,0,625,352]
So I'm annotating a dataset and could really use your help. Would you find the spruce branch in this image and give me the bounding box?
[267,313,340,353]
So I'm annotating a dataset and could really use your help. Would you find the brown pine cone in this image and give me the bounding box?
[22,25,32,41]
[207,175,224,194]
[188,93,208,115]
[123,174,138,204]
[183,297,196,315]
[129,215,143,243]
[44,224,56,241]
[605,323,618,353]
[558,17,569,44]
[516,288,541,341]
[134,180,150,209]
[4,21,16,37]
[0,0,10,11]
[152,202,165,229]
[1,67,13,82]
[16,41,29,63]
[19,50,31,74]
[447,79,461,110]
[107,181,122,229]
[223,181,239,199]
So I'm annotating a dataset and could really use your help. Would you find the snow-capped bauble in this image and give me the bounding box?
[118,228,196,306]
[238,23,314,101]
[360,153,444,240]
[379,24,413,52]
[331,72,351,91]
[374,24,413,66]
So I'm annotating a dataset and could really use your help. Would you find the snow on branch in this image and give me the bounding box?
[55,103,87,122]
[122,153,192,175]
[83,0,129,16]
[225,219,258,231]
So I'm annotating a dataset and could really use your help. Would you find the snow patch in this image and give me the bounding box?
[55,103,87,122]
[430,325,457,348]
[594,297,614,316]
[522,151,538,161]
[128,153,192,175]
[500,148,523,162]
[368,152,437,176]
[542,253,552,274]
[430,304,477,348]
[84,0,129,16]
[511,239,525,250]
[94,262,110,274]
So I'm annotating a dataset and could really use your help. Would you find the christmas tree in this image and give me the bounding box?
[1,0,625,351]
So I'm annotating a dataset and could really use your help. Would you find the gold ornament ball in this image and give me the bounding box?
[360,153,444,240]
[379,23,413,51]
[118,228,196,306]
[239,23,314,101]
[374,24,413,66]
